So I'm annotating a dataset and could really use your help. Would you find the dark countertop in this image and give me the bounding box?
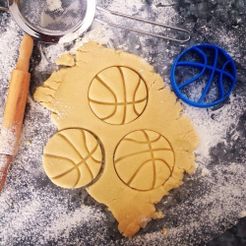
[208,218,246,246]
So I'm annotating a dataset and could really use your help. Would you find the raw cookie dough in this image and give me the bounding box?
[34,42,198,237]
[56,53,75,67]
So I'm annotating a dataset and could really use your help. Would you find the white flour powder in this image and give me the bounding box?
[46,0,63,12]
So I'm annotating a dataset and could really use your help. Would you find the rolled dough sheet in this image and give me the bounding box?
[34,42,199,237]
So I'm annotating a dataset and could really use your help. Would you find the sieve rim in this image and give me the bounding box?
[8,0,96,43]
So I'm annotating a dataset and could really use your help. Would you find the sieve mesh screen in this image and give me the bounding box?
[17,0,87,34]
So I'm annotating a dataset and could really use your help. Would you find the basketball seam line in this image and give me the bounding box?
[114,148,172,164]
[126,158,172,189]
[142,130,156,189]
[127,158,155,186]
[57,133,95,184]
[88,97,147,106]
[45,154,81,185]
[80,130,101,163]
[123,135,162,144]
[73,142,99,187]
[46,141,99,187]
[95,75,118,121]
[133,76,142,116]
[118,67,127,124]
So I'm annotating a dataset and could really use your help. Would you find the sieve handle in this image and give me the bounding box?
[96,6,191,44]
[0,0,8,12]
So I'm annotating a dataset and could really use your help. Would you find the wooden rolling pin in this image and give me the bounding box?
[0,34,33,192]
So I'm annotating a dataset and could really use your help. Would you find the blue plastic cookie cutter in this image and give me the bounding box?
[170,43,237,108]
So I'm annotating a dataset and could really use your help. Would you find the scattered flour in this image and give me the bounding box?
[46,0,63,12]
[184,95,244,158]
[43,206,106,241]
[0,15,21,109]
[0,1,245,245]
[0,127,17,155]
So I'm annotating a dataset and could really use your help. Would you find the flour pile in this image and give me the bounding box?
[46,0,63,12]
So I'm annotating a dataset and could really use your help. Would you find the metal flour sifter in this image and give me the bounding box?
[0,0,190,43]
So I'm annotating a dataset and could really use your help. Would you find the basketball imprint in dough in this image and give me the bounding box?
[88,66,148,125]
[34,42,199,238]
[43,128,104,189]
[114,130,175,191]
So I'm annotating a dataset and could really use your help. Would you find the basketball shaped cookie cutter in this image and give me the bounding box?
[170,44,237,108]
[0,0,191,43]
